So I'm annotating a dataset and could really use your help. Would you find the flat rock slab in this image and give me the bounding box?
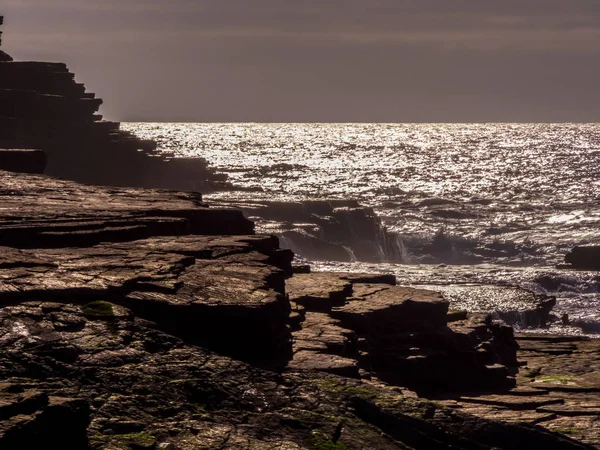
[0,234,291,363]
[287,350,360,378]
[0,170,253,248]
[445,402,558,425]
[538,404,600,416]
[458,394,564,410]
[286,272,352,311]
[292,312,356,355]
[331,285,448,333]
[434,333,600,446]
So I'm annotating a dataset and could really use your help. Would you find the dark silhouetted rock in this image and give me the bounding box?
[437,334,600,447]
[0,386,90,449]
[0,16,11,62]
[0,17,227,191]
[285,271,518,394]
[0,149,46,173]
[565,246,600,270]
[214,198,405,263]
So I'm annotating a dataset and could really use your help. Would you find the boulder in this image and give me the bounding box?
[565,246,600,270]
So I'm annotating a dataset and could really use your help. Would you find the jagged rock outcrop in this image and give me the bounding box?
[213,199,404,262]
[0,16,226,190]
[565,246,600,270]
[286,272,518,393]
[0,16,12,62]
[437,334,600,448]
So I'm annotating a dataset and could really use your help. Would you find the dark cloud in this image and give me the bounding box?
[3,0,600,122]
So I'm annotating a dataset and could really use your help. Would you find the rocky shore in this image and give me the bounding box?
[0,169,596,450]
[1,15,600,449]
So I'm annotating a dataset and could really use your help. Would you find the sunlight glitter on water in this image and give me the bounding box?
[123,122,600,334]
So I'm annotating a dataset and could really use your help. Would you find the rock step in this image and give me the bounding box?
[0,234,293,364]
[331,284,448,333]
[292,312,357,355]
[286,350,359,378]
[537,404,600,416]
[284,271,516,393]
[0,149,46,173]
[287,272,353,312]
[0,60,69,70]
[0,89,102,118]
[458,394,564,410]
[0,170,255,245]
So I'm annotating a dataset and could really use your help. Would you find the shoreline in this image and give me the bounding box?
[2,15,600,448]
[0,168,596,448]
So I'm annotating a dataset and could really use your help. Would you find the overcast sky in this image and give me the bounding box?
[2,0,600,122]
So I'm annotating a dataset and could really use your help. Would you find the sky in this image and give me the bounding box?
[2,0,600,123]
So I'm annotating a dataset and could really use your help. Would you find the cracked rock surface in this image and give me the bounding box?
[0,171,594,449]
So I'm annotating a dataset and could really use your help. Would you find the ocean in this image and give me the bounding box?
[123,123,600,335]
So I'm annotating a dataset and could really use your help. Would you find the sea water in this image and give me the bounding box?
[123,123,600,334]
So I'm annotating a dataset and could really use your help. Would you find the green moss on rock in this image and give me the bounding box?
[113,433,156,449]
[522,367,542,378]
[308,437,347,450]
[534,374,574,385]
[82,301,115,319]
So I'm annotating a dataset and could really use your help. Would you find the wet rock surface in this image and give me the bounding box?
[0,233,292,364]
[211,199,404,263]
[1,13,598,448]
[0,301,590,450]
[0,170,593,448]
[436,334,600,448]
[0,170,253,248]
[287,272,519,394]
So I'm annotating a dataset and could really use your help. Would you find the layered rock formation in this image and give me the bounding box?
[286,272,518,393]
[0,16,225,190]
[0,16,12,62]
[438,334,600,448]
[0,170,592,449]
